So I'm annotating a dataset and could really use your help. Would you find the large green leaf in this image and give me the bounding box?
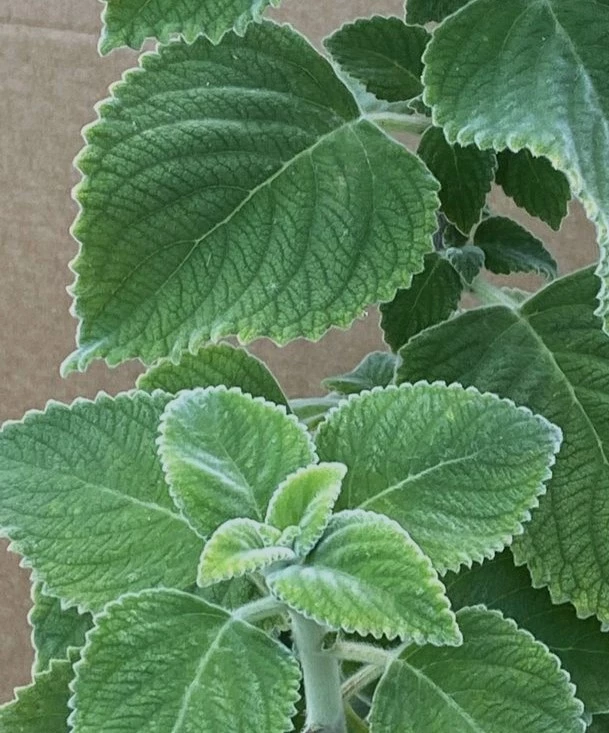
[30,584,92,674]
[444,243,485,284]
[99,0,279,54]
[265,462,346,556]
[0,657,74,733]
[64,22,439,373]
[369,606,585,732]
[158,387,316,537]
[71,589,300,733]
[495,149,571,231]
[396,267,609,622]
[474,216,557,279]
[316,383,560,573]
[417,126,496,234]
[267,510,460,643]
[423,0,609,332]
[590,715,609,732]
[380,252,462,352]
[322,352,397,395]
[324,17,430,103]
[445,550,609,716]
[0,392,200,612]
[406,0,470,25]
[138,343,288,405]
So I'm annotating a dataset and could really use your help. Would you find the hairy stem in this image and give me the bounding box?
[341,664,384,703]
[469,275,522,309]
[233,595,284,624]
[290,613,347,733]
[366,111,431,135]
[330,640,393,667]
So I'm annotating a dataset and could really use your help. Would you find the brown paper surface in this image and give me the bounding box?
[0,0,598,700]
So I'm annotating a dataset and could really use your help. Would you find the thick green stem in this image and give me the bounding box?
[290,613,347,733]
[469,275,522,309]
[341,664,384,703]
[366,111,431,135]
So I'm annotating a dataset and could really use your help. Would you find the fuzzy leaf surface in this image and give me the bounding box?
[316,383,560,574]
[406,0,470,24]
[138,343,287,405]
[198,518,293,586]
[158,387,316,537]
[99,0,278,53]
[423,0,609,332]
[495,149,571,230]
[397,267,609,622]
[369,606,585,732]
[71,589,300,733]
[325,17,430,102]
[65,22,439,372]
[417,126,496,234]
[444,244,485,284]
[266,462,346,556]
[0,392,200,612]
[446,550,609,715]
[474,216,557,279]
[322,352,397,395]
[380,252,462,351]
[0,657,74,733]
[267,510,460,643]
[30,584,92,673]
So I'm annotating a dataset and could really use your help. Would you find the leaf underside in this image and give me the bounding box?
[397,267,609,623]
[322,352,397,395]
[406,0,470,25]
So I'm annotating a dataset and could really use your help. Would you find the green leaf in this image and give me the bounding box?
[0,392,201,612]
[138,343,288,406]
[324,17,430,103]
[289,395,343,431]
[495,150,571,231]
[316,383,560,573]
[417,126,496,234]
[474,216,557,279]
[64,22,439,373]
[71,589,301,733]
[322,352,397,395]
[423,0,609,334]
[198,518,294,586]
[380,252,463,352]
[30,584,92,674]
[0,657,74,733]
[99,0,279,53]
[266,463,347,556]
[267,510,460,644]
[590,715,609,732]
[369,606,585,733]
[406,0,470,25]
[194,575,263,610]
[396,267,609,622]
[444,244,485,284]
[445,550,609,716]
[158,386,316,537]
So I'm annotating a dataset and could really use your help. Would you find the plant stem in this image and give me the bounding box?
[341,664,384,703]
[345,703,369,732]
[290,612,347,733]
[366,111,431,135]
[233,595,284,624]
[469,275,522,309]
[330,641,393,667]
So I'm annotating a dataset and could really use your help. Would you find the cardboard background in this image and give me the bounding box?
[0,0,598,700]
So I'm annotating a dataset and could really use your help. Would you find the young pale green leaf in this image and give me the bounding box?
[324,17,430,103]
[267,510,460,644]
[289,395,343,431]
[265,463,346,556]
[137,343,288,406]
[396,267,609,623]
[474,216,557,279]
[322,352,397,395]
[316,383,560,574]
[158,386,316,537]
[444,244,485,284]
[406,0,470,25]
[70,589,300,733]
[30,584,92,674]
[0,392,200,612]
[64,22,439,373]
[369,606,585,733]
[99,0,279,53]
[423,0,609,333]
[380,252,463,352]
[495,150,571,231]
[0,656,74,733]
[445,550,609,716]
[417,126,496,234]
[198,518,294,586]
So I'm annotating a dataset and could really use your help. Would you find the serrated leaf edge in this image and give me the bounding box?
[0,655,76,717]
